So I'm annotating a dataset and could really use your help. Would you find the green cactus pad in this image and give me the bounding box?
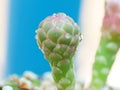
[36,13,82,90]
[91,0,120,89]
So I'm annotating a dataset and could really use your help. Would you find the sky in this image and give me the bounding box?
[6,0,81,76]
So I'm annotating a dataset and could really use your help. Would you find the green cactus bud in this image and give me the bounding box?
[36,13,82,90]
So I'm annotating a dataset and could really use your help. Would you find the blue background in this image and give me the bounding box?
[7,0,81,76]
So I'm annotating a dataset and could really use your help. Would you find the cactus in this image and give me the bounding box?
[36,13,82,90]
[91,0,120,89]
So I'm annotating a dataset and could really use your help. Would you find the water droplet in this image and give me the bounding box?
[79,34,83,41]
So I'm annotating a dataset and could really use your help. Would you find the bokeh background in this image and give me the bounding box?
[0,0,120,88]
[0,0,81,77]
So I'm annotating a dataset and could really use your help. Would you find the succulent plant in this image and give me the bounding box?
[36,13,82,90]
[1,71,41,90]
[91,0,120,89]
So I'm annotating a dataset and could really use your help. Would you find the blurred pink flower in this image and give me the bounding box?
[103,0,120,32]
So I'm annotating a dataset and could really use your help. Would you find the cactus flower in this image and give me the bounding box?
[36,13,82,90]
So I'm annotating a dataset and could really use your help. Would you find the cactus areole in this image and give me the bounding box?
[36,13,82,90]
